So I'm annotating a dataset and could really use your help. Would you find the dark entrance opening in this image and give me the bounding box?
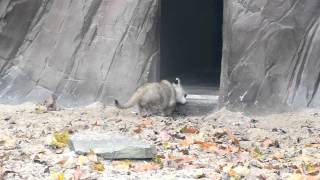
[160,0,223,95]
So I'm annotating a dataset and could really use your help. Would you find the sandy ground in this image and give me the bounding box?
[1,103,320,180]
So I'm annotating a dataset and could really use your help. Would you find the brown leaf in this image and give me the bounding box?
[179,137,194,146]
[93,161,105,172]
[133,162,160,172]
[224,129,239,145]
[133,126,143,134]
[139,119,153,127]
[180,126,200,134]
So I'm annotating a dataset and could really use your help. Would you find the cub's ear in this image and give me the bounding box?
[174,77,180,85]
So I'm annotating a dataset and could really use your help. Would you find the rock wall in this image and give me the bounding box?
[0,0,160,106]
[1,0,320,113]
[220,0,320,113]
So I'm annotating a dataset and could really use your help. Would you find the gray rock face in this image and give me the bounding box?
[1,0,320,113]
[220,0,320,113]
[0,0,159,106]
[69,133,156,159]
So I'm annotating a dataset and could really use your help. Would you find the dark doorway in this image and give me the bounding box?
[160,0,223,95]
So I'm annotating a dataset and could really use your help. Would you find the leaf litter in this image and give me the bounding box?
[1,103,320,179]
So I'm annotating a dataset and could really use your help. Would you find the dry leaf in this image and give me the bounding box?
[76,155,88,166]
[228,169,238,177]
[72,165,82,180]
[51,171,64,180]
[35,105,47,114]
[139,119,153,127]
[306,163,319,175]
[52,131,70,148]
[305,144,320,148]
[0,133,16,149]
[133,162,160,172]
[87,149,98,162]
[159,131,171,142]
[180,126,200,134]
[133,126,143,134]
[112,160,133,170]
[261,138,273,148]
[194,141,218,151]
[180,137,194,146]
[153,155,165,164]
[93,161,105,172]
[233,166,250,177]
[224,129,239,145]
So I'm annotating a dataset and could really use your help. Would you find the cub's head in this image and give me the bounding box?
[172,77,187,104]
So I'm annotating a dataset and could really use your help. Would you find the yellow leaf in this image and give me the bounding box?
[153,155,164,164]
[93,161,105,172]
[35,105,47,114]
[286,173,304,180]
[52,131,70,148]
[51,171,64,180]
[112,160,133,170]
[162,142,170,150]
[87,149,98,162]
[77,155,88,166]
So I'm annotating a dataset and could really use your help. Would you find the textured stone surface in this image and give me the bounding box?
[69,133,156,159]
[0,0,159,106]
[220,0,320,113]
[1,0,320,113]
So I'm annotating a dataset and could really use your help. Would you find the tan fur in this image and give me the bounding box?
[115,78,187,116]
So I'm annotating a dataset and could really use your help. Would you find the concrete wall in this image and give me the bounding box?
[1,0,320,114]
[0,0,160,106]
[220,0,320,113]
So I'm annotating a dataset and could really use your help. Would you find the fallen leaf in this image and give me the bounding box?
[139,119,153,127]
[193,173,206,179]
[233,166,250,177]
[35,105,47,114]
[87,149,98,162]
[153,155,165,164]
[93,161,105,172]
[180,137,194,146]
[285,173,304,180]
[305,144,320,148]
[180,126,200,134]
[306,163,320,175]
[72,165,82,180]
[51,171,64,180]
[76,155,88,166]
[133,162,160,172]
[52,131,70,148]
[112,160,133,170]
[0,133,16,149]
[261,138,273,148]
[224,129,240,145]
[229,169,238,177]
[194,141,218,151]
[159,131,171,142]
[251,148,264,160]
[133,126,143,134]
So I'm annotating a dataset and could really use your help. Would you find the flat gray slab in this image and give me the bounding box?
[69,132,156,160]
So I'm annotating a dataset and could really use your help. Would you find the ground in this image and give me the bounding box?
[1,103,320,180]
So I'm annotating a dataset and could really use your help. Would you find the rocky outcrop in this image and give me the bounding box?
[0,0,159,106]
[1,0,320,113]
[220,0,320,113]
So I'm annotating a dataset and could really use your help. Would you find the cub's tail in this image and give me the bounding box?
[114,88,144,109]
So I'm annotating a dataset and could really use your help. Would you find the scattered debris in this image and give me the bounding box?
[1,103,320,179]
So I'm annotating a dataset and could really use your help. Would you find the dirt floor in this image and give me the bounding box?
[1,103,320,180]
